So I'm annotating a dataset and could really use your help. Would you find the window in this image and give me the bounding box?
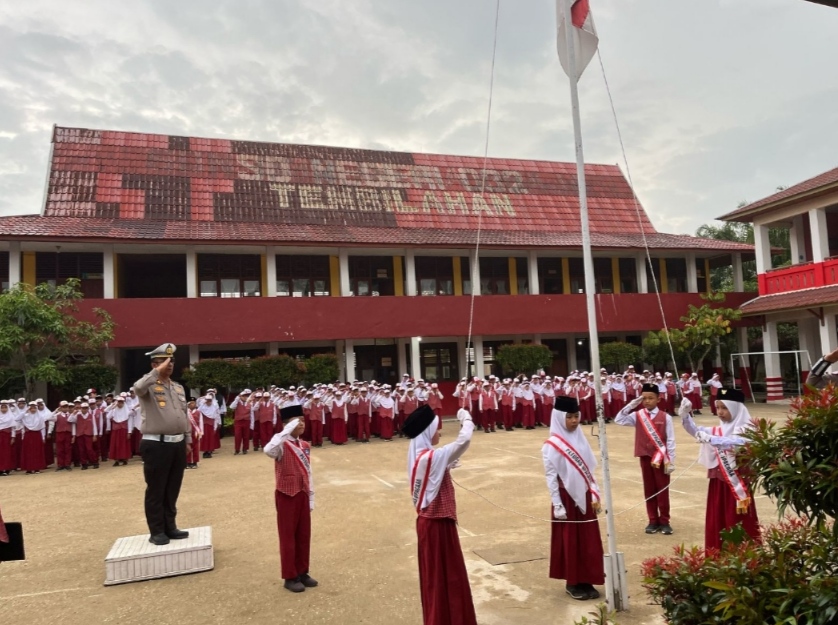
[420,343,459,381]
[538,258,564,294]
[349,256,394,296]
[275,255,330,297]
[646,258,662,293]
[569,258,585,293]
[618,258,638,293]
[415,256,454,296]
[594,258,613,294]
[35,252,104,298]
[515,257,529,294]
[198,254,261,298]
[479,257,509,295]
[665,258,688,293]
[696,258,707,292]
[461,256,473,295]
[0,252,8,292]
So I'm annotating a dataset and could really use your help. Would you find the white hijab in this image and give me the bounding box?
[21,408,44,431]
[0,407,15,430]
[406,415,444,510]
[698,399,753,469]
[544,410,599,513]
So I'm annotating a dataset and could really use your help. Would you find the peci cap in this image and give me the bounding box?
[280,404,304,421]
[718,387,745,403]
[402,405,436,439]
[641,383,659,394]
[146,343,176,359]
[554,396,580,413]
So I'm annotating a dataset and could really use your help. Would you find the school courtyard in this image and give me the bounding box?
[0,403,790,625]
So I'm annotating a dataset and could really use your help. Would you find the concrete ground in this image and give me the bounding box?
[0,403,792,625]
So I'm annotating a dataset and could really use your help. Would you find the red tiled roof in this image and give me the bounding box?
[738,284,838,315]
[0,125,753,252]
[719,165,838,222]
[0,215,754,251]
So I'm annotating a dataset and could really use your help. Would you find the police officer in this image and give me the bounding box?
[806,346,838,388]
[134,343,192,546]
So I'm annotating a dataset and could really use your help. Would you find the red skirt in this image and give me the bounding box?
[380,417,394,440]
[549,486,605,585]
[330,418,348,444]
[0,428,14,471]
[416,516,477,625]
[705,477,761,552]
[20,430,46,472]
[109,422,132,460]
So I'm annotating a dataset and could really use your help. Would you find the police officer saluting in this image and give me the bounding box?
[134,343,192,546]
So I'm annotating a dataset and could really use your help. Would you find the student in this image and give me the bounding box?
[404,405,477,625]
[543,396,604,600]
[616,383,676,535]
[264,405,317,594]
[678,389,761,551]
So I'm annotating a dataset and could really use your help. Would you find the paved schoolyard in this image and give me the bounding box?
[0,403,792,625]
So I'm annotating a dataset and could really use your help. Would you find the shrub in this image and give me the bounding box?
[303,353,340,385]
[55,362,119,397]
[495,343,552,376]
[641,519,838,624]
[599,341,642,372]
[245,355,303,389]
[181,358,239,394]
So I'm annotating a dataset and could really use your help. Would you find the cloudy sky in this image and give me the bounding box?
[0,0,836,234]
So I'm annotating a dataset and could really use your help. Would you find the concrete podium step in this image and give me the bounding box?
[104,526,213,586]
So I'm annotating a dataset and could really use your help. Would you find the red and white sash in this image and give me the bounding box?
[712,426,751,514]
[410,449,434,513]
[638,409,669,468]
[284,440,311,482]
[544,435,601,512]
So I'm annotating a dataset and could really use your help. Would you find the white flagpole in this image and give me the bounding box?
[559,0,628,611]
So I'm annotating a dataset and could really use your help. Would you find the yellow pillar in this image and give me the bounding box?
[22,252,36,286]
[393,256,404,296]
[611,257,621,294]
[329,256,340,297]
[260,254,268,297]
[561,258,570,294]
[453,257,463,295]
[705,258,711,293]
[659,258,668,294]
[508,257,518,295]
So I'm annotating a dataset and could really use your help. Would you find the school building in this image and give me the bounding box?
[0,126,755,396]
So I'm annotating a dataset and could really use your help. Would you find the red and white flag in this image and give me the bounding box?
[556,0,599,81]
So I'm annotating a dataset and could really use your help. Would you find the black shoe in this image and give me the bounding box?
[92,464,99,469]
[242,449,248,454]
[166,529,189,540]
[121,460,128,466]
[234,451,240,455]
[149,533,170,545]
[113,461,120,467]
[645,523,660,534]
[299,573,318,587]
[56,467,63,472]
[284,578,305,593]
[566,584,588,600]
[582,584,600,599]
[81,465,89,470]
[659,524,673,535]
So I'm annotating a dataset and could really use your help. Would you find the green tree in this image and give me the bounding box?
[643,292,741,374]
[303,353,340,385]
[599,341,642,372]
[55,362,119,397]
[181,358,240,395]
[247,355,303,388]
[0,279,115,395]
[495,344,552,376]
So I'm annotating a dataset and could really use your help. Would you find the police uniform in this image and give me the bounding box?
[134,343,191,545]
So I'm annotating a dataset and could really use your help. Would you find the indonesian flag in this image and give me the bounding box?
[556,0,599,81]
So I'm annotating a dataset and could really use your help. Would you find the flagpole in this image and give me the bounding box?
[559,0,627,611]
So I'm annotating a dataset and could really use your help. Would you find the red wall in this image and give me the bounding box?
[78,292,755,348]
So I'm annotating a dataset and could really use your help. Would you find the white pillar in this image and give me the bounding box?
[532,334,542,345]
[753,223,772,275]
[8,241,21,289]
[636,253,648,294]
[789,216,805,264]
[686,252,698,293]
[763,320,783,401]
[797,318,820,371]
[335,340,346,380]
[103,245,115,298]
[266,247,277,297]
[339,248,350,296]
[470,249,481,295]
[405,250,417,296]
[809,208,830,263]
[567,337,578,371]
[457,336,467,380]
[819,312,838,357]
[732,253,744,292]
[397,338,409,376]
[267,342,279,356]
[473,336,485,378]
[528,250,540,295]
[189,344,200,365]
[345,339,356,381]
[104,347,121,391]
[410,337,422,378]
[186,247,197,298]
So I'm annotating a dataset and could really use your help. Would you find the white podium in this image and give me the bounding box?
[104,526,213,585]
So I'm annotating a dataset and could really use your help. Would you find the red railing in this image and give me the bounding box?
[759,259,838,295]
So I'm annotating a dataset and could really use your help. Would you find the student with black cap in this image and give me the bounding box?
[544,396,604,600]
[133,343,192,546]
[264,404,318,593]
[678,388,761,551]
[405,404,477,625]
[616,382,676,535]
